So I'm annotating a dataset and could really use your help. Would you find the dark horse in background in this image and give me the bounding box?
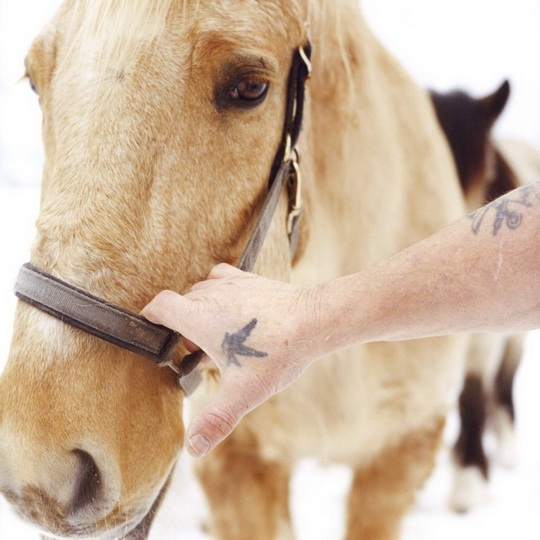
[431,81,540,512]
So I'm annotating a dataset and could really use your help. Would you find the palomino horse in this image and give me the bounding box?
[431,82,538,512]
[0,1,467,538]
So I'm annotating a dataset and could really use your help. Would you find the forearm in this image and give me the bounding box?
[316,181,540,353]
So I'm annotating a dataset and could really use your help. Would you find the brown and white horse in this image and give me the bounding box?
[0,1,467,538]
[431,82,540,512]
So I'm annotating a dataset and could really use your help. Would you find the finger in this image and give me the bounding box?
[180,349,207,375]
[207,263,244,280]
[140,290,191,332]
[189,263,242,292]
[185,405,241,457]
[182,336,199,352]
[189,280,216,292]
[185,379,268,457]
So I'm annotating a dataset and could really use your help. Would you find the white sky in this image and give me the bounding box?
[362,0,540,145]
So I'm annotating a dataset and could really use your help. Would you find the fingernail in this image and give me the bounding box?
[188,434,211,457]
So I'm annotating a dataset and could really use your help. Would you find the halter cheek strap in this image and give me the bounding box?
[13,43,312,392]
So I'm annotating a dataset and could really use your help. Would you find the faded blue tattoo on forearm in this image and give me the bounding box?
[468,182,540,235]
[222,318,268,367]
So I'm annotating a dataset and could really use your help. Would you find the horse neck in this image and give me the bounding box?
[298,2,464,274]
[304,5,401,202]
[306,4,402,186]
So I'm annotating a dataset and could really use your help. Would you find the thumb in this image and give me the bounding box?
[185,405,239,458]
[185,376,269,457]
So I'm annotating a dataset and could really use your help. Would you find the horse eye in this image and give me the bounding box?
[228,76,269,106]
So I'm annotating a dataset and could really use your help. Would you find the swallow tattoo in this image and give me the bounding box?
[221,318,268,367]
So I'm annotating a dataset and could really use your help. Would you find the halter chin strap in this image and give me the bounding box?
[13,43,312,393]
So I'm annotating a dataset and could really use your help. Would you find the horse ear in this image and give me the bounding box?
[479,80,511,125]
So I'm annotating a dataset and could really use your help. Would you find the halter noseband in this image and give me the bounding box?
[13,44,312,393]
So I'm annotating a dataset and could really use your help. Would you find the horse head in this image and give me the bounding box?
[430,80,512,209]
[0,0,308,536]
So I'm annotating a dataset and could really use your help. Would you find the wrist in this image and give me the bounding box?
[312,271,378,354]
[296,279,358,360]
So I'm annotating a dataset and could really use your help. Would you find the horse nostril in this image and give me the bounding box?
[69,449,102,514]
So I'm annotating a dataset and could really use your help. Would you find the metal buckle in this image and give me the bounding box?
[178,368,203,396]
[160,357,203,396]
[283,133,292,163]
[161,358,182,377]
[287,150,302,237]
[298,45,312,80]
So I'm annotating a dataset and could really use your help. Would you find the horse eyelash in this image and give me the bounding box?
[21,71,38,95]
[215,73,272,111]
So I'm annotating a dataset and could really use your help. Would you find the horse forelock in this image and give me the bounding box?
[58,0,178,72]
[57,0,357,65]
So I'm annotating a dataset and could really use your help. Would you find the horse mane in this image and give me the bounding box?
[67,0,177,34]
[61,0,179,71]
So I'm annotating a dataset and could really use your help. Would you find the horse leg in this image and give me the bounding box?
[449,333,508,513]
[195,433,293,540]
[345,418,444,540]
[492,334,523,467]
[450,373,490,513]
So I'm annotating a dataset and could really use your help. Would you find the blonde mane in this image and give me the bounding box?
[60,0,180,72]
[67,0,178,37]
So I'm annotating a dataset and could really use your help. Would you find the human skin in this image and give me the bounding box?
[142,180,540,457]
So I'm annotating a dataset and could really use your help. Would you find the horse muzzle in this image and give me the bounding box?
[0,440,158,538]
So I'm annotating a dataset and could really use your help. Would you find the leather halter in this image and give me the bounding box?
[13,44,312,391]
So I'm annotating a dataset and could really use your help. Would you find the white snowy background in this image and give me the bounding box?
[1,0,539,538]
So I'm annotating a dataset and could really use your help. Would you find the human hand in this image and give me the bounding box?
[141,264,322,457]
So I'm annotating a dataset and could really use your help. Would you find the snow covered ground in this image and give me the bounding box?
[1,0,539,538]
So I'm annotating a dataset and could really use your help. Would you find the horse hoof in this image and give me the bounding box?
[493,409,518,468]
[449,466,489,513]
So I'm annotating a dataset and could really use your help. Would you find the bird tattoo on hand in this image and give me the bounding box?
[221,318,268,367]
